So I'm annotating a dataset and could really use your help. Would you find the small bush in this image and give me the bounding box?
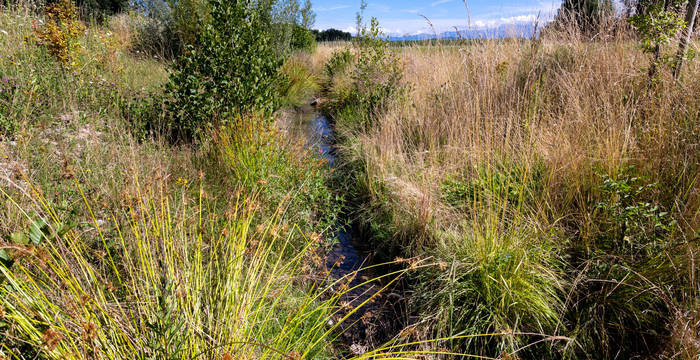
[564,166,680,359]
[29,0,85,65]
[164,0,280,139]
[291,24,316,53]
[323,17,403,132]
[324,47,353,79]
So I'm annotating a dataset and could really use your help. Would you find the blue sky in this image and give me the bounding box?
[312,1,564,35]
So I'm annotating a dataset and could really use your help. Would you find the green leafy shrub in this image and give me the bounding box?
[348,17,403,125]
[324,47,353,79]
[322,17,403,132]
[29,0,86,66]
[594,167,677,255]
[629,0,687,80]
[164,0,281,139]
[291,24,316,52]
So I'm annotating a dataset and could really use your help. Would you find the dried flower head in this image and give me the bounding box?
[41,328,63,351]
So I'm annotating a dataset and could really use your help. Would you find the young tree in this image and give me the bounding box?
[629,0,687,82]
[270,0,316,54]
[165,0,280,139]
[300,0,316,29]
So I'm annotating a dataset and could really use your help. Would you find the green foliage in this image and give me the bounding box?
[324,47,353,78]
[313,28,353,42]
[164,0,281,139]
[594,167,677,255]
[564,166,679,359]
[291,24,316,52]
[323,17,403,132]
[351,17,403,118]
[278,57,319,107]
[629,0,687,79]
[269,0,316,56]
[630,2,686,53]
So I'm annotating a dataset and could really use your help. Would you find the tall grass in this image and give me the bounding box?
[0,6,504,358]
[319,26,700,358]
[1,180,333,358]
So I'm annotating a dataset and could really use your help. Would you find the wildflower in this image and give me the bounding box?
[81,322,97,342]
[41,328,62,351]
[285,351,301,360]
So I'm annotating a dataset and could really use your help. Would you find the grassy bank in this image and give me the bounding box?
[320,27,700,358]
[0,6,419,359]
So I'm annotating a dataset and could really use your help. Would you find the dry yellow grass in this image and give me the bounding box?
[315,32,700,356]
[328,37,699,240]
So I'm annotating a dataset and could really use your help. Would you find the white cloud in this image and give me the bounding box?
[316,5,350,12]
[316,0,558,35]
[431,0,453,6]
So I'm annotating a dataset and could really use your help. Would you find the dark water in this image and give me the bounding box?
[293,110,405,351]
[304,114,368,282]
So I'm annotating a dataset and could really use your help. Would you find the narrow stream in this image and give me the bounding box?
[287,109,405,353]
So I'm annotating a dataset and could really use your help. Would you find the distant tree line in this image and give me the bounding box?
[312,28,352,42]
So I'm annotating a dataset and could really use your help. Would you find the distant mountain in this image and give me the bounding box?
[387,23,536,41]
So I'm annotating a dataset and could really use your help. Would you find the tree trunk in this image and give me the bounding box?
[673,0,700,79]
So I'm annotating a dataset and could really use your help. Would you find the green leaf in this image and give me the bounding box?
[29,218,48,245]
[9,232,29,245]
[57,221,77,237]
